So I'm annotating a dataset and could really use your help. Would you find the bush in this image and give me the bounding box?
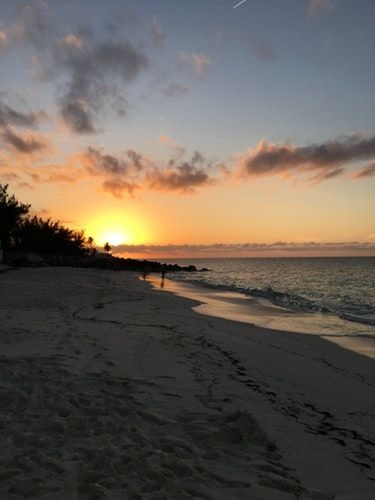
[0,184,90,256]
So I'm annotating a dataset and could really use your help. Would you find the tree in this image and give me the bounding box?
[15,216,89,256]
[0,184,30,249]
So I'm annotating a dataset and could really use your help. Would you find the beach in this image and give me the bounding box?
[1,267,374,499]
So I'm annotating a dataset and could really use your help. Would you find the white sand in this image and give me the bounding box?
[0,267,374,499]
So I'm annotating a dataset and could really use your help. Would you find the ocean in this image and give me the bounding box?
[159,257,375,343]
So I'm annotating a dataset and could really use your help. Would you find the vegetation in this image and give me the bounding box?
[0,184,90,256]
[15,216,88,256]
[0,184,30,248]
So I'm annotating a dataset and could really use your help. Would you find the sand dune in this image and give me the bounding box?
[0,267,374,499]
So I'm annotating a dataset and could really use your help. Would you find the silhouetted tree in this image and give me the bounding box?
[15,216,89,256]
[0,184,30,249]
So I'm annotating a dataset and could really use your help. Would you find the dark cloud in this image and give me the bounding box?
[353,161,375,179]
[127,149,144,170]
[0,99,42,128]
[59,99,95,134]
[147,163,212,193]
[239,135,375,181]
[53,35,148,133]
[163,83,188,97]
[102,179,138,198]
[0,127,48,154]
[82,147,130,175]
[80,146,216,197]
[148,150,215,193]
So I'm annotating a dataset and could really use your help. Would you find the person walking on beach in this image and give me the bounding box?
[160,265,166,287]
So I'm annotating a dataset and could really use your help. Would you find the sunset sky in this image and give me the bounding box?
[0,0,374,257]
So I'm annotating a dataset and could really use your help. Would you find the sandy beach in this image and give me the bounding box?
[1,266,374,499]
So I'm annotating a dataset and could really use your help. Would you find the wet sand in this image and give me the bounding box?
[0,267,374,499]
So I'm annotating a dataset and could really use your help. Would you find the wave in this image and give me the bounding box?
[170,275,375,328]
[339,313,375,327]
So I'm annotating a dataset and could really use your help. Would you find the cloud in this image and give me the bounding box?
[0,126,48,154]
[146,151,214,193]
[163,83,188,97]
[52,35,148,133]
[78,145,216,197]
[353,161,375,179]
[7,2,148,134]
[113,241,375,258]
[80,147,131,176]
[159,135,186,156]
[147,164,212,193]
[238,134,375,182]
[0,99,43,128]
[11,0,55,48]
[179,51,211,75]
[149,16,165,47]
[102,179,138,198]
[308,0,334,17]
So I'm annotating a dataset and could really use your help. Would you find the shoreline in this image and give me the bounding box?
[1,267,375,498]
[147,274,375,360]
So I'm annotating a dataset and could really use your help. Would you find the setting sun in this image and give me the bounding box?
[99,230,128,247]
[84,212,147,248]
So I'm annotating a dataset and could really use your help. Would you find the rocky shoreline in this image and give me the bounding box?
[3,250,204,274]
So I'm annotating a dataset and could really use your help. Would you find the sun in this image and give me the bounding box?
[84,212,147,248]
[100,229,129,247]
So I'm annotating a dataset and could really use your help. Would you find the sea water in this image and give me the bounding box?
[160,257,375,348]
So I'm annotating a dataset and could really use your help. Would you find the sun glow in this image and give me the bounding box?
[84,212,146,248]
[99,230,129,247]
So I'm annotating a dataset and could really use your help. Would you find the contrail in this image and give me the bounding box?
[233,0,247,8]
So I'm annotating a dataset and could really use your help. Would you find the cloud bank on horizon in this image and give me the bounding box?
[112,240,375,258]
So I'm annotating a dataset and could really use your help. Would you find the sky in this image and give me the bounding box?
[0,0,374,258]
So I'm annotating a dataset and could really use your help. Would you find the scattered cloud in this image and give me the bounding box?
[10,0,55,49]
[179,51,211,75]
[352,160,375,179]
[0,126,49,154]
[308,0,334,17]
[238,134,375,182]
[146,164,213,193]
[159,135,186,156]
[0,99,44,128]
[79,145,217,197]
[163,83,188,97]
[149,16,165,47]
[102,178,138,198]
[52,34,148,133]
[80,147,133,176]
[3,1,148,134]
